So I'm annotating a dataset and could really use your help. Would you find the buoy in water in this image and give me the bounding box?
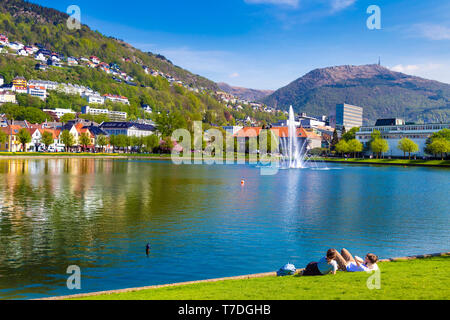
[146,243,151,256]
[241,179,245,186]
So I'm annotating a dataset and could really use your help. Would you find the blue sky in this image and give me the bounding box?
[31,0,450,89]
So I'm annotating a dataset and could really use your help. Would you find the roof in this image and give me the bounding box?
[83,125,107,136]
[100,122,156,131]
[39,128,60,139]
[234,126,308,138]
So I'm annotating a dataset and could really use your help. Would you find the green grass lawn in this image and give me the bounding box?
[72,255,449,300]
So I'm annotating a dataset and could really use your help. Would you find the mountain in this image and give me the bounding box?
[217,82,274,102]
[263,64,450,124]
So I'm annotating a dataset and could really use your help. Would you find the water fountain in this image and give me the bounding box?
[280,106,309,168]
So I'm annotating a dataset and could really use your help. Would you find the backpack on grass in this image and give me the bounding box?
[277,263,296,276]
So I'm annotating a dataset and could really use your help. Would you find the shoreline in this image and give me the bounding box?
[317,158,450,168]
[38,251,450,300]
[0,153,449,167]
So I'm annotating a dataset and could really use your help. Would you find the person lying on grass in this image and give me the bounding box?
[334,248,379,272]
[302,249,338,276]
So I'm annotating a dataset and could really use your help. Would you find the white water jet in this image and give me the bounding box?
[280,106,309,169]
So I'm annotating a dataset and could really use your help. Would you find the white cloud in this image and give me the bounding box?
[244,0,300,8]
[390,64,420,73]
[330,0,356,12]
[389,63,450,84]
[411,24,450,40]
[244,0,356,11]
[229,72,240,78]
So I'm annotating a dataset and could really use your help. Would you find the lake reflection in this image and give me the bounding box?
[0,159,449,299]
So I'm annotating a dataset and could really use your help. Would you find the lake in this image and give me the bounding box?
[0,158,448,299]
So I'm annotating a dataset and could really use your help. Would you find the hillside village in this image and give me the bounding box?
[0,31,285,127]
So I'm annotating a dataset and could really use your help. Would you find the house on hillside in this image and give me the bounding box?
[12,76,27,94]
[67,57,78,66]
[27,85,47,100]
[82,93,105,105]
[103,94,130,105]
[17,49,28,56]
[0,91,16,104]
[35,63,47,71]
[90,56,100,64]
[0,34,8,45]
[35,53,46,61]
[47,59,62,67]
[8,42,24,50]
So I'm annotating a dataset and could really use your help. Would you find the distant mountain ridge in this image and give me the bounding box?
[218,82,273,102]
[263,64,450,124]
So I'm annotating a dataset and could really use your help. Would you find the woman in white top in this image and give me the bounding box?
[334,248,379,272]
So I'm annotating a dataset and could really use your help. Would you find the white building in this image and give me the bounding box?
[29,80,59,91]
[17,49,28,56]
[330,103,363,130]
[82,93,105,105]
[356,120,450,158]
[27,85,47,100]
[103,94,130,105]
[43,108,75,119]
[0,90,16,104]
[100,122,156,137]
[222,126,244,135]
[81,106,127,121]
[35,53,47,61]
[8,42,24,50]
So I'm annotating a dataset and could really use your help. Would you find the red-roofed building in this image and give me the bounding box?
[234,126,321,152]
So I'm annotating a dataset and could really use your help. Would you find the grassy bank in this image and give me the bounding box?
[70,255,449,300]
[317,157,450,167]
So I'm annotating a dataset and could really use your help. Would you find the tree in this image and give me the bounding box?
[347,139,363,158]
[371,138,389,159]
[155,112,187,137]
[335,140,349,156]
[342,127,360,142]
[397,138,419,159]
[425,128,450,155]
[60,130,75,152]
[17,128,32,152]
[60,113,76,123]
[143,134,159,153]
[96,135,108,152]
[428,139,450,160]
[370,130,381,141]
[0,130,7,146]
[160,136,174,154]
[79,132,91,152]
[41,131,54,149]
[330,129,339,151]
